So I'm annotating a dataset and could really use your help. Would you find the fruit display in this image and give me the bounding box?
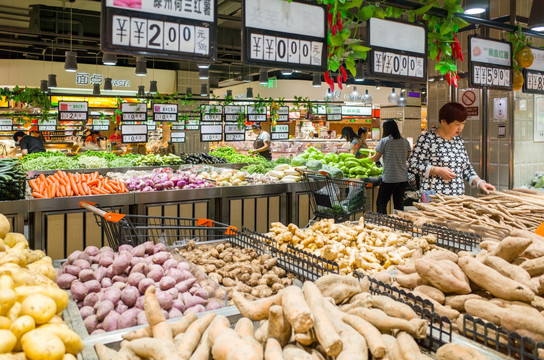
[93,273,491,360]
[0,159,26,200]
[57,243,225,335]
[0,213,83,359]
[29,171,128,198]
[211,147,269,164]
[179,153,228,164]
[266,218,439,276]
[176,240,294,305]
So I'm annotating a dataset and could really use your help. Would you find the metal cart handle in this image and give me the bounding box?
[79,201,126,222]
[294,168,330,177]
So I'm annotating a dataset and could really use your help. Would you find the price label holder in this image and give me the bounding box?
[92,119,110,131]
[326,106,342,121]
[153,103,178,122]
[0,119,12,131]
[224,105,245,123]
[277,106,289,122]
[247,106,267,122]
[186,118,200,130]
[101,0,217,62]
[201,105,223,122]
[271,124,289,140]
[122,124,148,143]
[242,0,326,72]
[171,122,186,131]
[224,123,246,142]
[524,47,544,94]
[368,18,426,84]
[58,101,88,121]
[146,120,157,131]
[38,120,57,132]
[122,102,147,121]
[200,123,222,142]
[171,131,186,143]
[468,36,512,91]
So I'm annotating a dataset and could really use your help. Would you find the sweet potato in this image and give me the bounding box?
[372,271,394,284]
[125,338,183,360]
[415,259,470,294]
[336,324,368,360]
[339,311,386,358]
[348,307,427,339]
[177,313,216,360]
[423,249,458,263]
[464,299,504,325]
[412,290,460,320]
[314,274,360,305]
[144,286,172,341]
[282,344,313,360]
[396,273,426,289]
[367,294,418,320]
[264,338,284,360]
[281,286,313,334]
[521,257,544,277]
[488,236,532,262]
[436,343,491,360]
[483,255,531,284]
[232,291,281,321]
[294,329,316,346]
[268,305,291,347]
[212,327,260,360]
[396,332,423,360]
[413,285,446,304]
[445,294,484,312]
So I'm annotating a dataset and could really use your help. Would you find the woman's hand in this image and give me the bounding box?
[478,181,496,194]
[433,166,457,181]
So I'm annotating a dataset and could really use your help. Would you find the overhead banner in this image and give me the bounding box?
[524,47,544,94]
[101,0,217,61]
[58,101,88,121]
[271,124,289,140]
[468,36,512,91]
[242,0,327,72]
[368,18,426,84]
[122,102,147,121]
[153,103,178,122]
[122,124,148,143]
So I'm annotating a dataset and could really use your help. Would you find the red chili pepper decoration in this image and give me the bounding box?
[337,13,343,31]
[328,78,335,92]
[436,48,442,62]
[339,66,348,82]
[324,71,330,84]
[328,12,333,27]
[445,72,451,85]
[331,25,338,36]
[336,75,343,90]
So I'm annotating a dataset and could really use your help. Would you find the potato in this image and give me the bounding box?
[10,315,35,342]
[56,274,76,290]
[0,316,11,330]
[0,214,10,239]
[20,294,56,325]
[4,233,27,248]
[96,301,114,321]
[14,286,68,314]
[0,329,17,353]
[0,288,16,316]
[21,329,65,360]
[37,324,82,355]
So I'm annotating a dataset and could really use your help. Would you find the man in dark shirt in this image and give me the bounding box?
[13,131,46,155]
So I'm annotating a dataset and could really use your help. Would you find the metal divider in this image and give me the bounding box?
[363,212,415,234]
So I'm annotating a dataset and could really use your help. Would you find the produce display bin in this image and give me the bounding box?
[0,199,27,236]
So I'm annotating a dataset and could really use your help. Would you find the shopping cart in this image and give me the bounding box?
[299,169,367,223]
[79,201,237,251]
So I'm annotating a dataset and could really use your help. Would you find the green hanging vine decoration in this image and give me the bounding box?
[0,86,51,122]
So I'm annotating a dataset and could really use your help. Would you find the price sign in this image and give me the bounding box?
[200,124,222,142]
[101,0,217,62]
[243,0,326,72]
[38,120,57,132]
[122,102,147,121]
[224,123,245,142]
[171,122,186,131]
[153,103,178,122]
[326,106,342,121]
[224,105,245,122]
[247,106,267,122]
[0,119,12,131]
[271,124,289,140]
[201,105,223,122]
[469,36,512,90]
[368,18,426,84]
[523,47,544,94]
[186,119,200,130]
[276,106,290,122]
[58,101,88,122]
[171,132,186,143]
[122,124,148,143]
[146,120,157,131]
[92,119,110,131]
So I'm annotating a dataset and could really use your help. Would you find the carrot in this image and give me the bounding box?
[60,185,66,197]
[32,192,45,199]
[87,179,99,187]
[92,172,99,180]
[83,183,91,195]
[39,174,46,183]
[38,180,45,194]
[29,180,39,192]
[103,183,115,193]
[91,188,100,195]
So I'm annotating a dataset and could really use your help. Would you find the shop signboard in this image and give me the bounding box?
[524,47,544,94]
[171,131,186,143]
[326,106,342,121]
[224,106,245,122]
[242,0,327,72]
[122,102,147,121]
[247,106,267,122]
[201,105,223,122]
[38,120,57,132]
[153,103,178,122]
[200,124,222,142]
[223,123,245,142]
[58,101,88,121]
[0,119,12,131]
[101,0,217,62]
[368,18,426,84]
[122,124,148,143]
[341,106,372,116]
[468,36,512,91]
[92,119,110,131]
[271,124,289,140]
[277,106,289,122]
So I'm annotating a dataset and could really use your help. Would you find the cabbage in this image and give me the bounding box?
[306,160,322,171]
[291,157,307,166]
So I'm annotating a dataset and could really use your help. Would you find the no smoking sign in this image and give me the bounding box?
[458,89,479,120]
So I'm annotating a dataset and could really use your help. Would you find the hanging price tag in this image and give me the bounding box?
[171,131,186,143]
[277,106,289,122]
[247,106,267,122]
[58,101,88,122]
[0,119,12,131]
[271,124,289,140]
[92,119,110,131]
[153,103,178,121]
[38,120,57,132]
[200,123,222,142]
[121,124,148,143]
[201,105,223,122]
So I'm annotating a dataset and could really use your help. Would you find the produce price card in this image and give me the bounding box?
[92,119,110,131]
[469,36,512,91]
[146,120,157,131]
[0,119,12,131]
[186,119,200,130]
[271,124,289,140]
[171,131,186,143]
[171,122,186,131]
[101,0,217,61]
[223,123,245,142]
[326,106,342,121]
[200,124,222,142]
[121,124,148,143]
[224,106,245,122]
[277,106,289,122]
[153,103,178,122]
[201,105,223,122]
[122,103,147,121]
[524,48,544,94]
[38,119,57,132]
[247,106,267,122]
[58,101,88,121]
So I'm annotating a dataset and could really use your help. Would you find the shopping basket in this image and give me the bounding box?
[299,169,367,222]
[79,201,237,251]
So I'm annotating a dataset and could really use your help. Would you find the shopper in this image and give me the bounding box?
[368,120,411,214]
[30,128,46,143]
[250,123,272,160]
[357,127,369,149]
[408,102,496,196]
[341,127,363,158]
[109,127,122,143]
[13,131,45,155]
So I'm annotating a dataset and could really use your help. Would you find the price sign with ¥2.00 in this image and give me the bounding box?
[171,132,186,143]
[92,119,110,131]
[153,103,178,122]
[122,124,148,143]
[58,101,88,122]
[0,119,12,131]
[39,120,57,132]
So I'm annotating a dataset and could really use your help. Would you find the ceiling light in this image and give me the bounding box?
[40,80,48,93]
[138,85,145,97]
[102,53,117,65]
[246,87,254,99]
[259,69,268,85]
[48,74,57,88]
[149,81,158,94]
[325,89,333,100]
[529,0,544,31]
[135,57,147,76]
[64,51,77,72]
[351,86,359,100]
[93,83,101,95]
[226,90,233,98]
[198,64,210,69]
[398,96,407,107]
[312,73,321,87]
[281,69,293,76]
[199,67,209,80]
[362,89,373,104]
[243,74,252,83]
[464,0,487,14]
[104,78,113,91]
[355,63,365,81]
[388,88,399,104]
[186,87,192,96]
[201,83,208,97]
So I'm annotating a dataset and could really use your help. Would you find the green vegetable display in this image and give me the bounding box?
[241,157,292,174]
[211,147,269,164]
[0,159,26,200]
[134,153,183,166]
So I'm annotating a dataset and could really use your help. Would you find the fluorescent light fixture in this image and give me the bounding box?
[64,51,77,72]
[464,0,487,14]
[529,0,544,31]
[149,80,158,94]
[135,57,147,76]
[312,73,321,87]
[198,64,210,69]
[48,74,57,88]
[281,69,293,76]
[102,53,117,65]
[104,78,112,91]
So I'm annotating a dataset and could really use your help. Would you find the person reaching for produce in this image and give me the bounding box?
[13,130,45,155]
[341,127,363,158]
[408,102,496,196]
[368,119,411,214]
[249,123,272,160]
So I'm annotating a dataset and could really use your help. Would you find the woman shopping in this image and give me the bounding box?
[368,120,411,214]
[250,123,272,160]
[408,102,496,196]
[341,127,364,158]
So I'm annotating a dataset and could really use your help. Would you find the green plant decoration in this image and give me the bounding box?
[0,86,51,121]
[509,24,534,91]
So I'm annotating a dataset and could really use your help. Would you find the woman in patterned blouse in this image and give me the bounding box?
[408,102,496,196]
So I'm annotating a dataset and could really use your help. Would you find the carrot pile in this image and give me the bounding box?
[29,170,128,198]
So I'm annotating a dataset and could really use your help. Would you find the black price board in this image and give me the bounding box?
[223,123,245,142]
[200,123,222,142]
[368,18,426,84]
[0,119,12,131]
[326,106,342,121]
[92,119,110,131]
[171,122,186,131]
[277,106,289,122]
[271,124,289,140]
[201,105,223,122]
[122,103,147,121]
[101,0,217,62]
[153,103,178,122]
[524,47,544,94]
[122,124,148,143]
[171,132,186,143]
[224,105,245,122]
[186,119,200,130]
[242,0,326,72]
[468,36,512,91]
[146,120,157,131]
[247,106,267,122]
[38,120,57,132]
[58,101,88,121]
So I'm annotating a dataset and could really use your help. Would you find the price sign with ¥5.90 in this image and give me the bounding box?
[122,124,148,143]
[468,36,512,91]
